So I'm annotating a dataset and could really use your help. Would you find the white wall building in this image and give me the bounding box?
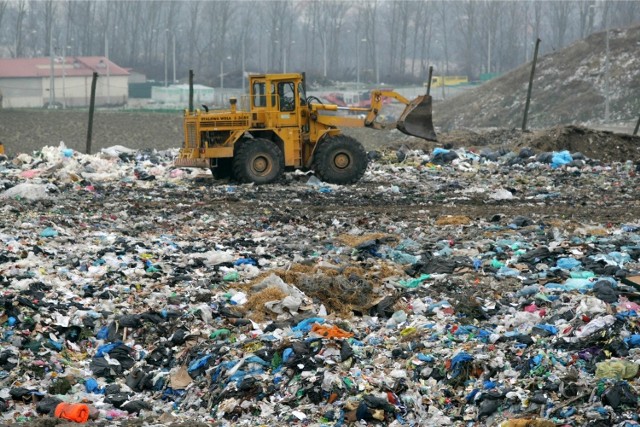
[0,56,129,108]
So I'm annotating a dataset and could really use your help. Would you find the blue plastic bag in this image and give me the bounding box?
[85,378,104,394]
[188,354,212,373]
[534,324,558,335]
[556,257,581,269]
[449,352,473,378]
[551,150,573,168]
[95,341,124,357]
[624,335,640,348]
[292,317,325,332]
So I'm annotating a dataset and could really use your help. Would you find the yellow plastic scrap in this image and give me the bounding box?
[243,341,264,353]
[595,359,639,379]
[400,327,418,338]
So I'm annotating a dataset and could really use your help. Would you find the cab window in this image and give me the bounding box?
[278,81,295,112]
[253,81,266,107]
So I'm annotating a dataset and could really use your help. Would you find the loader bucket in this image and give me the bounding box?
[396,95,437,141]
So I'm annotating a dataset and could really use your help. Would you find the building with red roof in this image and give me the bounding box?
[0,56,129,108]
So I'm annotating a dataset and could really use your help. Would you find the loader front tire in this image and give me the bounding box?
[210,158,232,180]
[233,139,284,184]
[313,135,368,184]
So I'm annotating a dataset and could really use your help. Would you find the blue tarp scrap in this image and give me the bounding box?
[449,352,474,378]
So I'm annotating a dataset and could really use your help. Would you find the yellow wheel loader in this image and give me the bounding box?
[175,72,436,184]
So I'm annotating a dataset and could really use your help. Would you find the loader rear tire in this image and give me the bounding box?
[233,139,284,184]
[313,135,368,184]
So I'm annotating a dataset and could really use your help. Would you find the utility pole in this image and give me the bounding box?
[522,38,541,132]
[62,42,66,109]
[220,60,224,89]
[487,31,491,74]
[172,32,176,84]
[86,72,98,154]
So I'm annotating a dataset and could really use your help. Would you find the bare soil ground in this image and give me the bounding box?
[2,109,639,165]
[0,109,183,155]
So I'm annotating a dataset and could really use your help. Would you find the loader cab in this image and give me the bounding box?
[249,73,304,129]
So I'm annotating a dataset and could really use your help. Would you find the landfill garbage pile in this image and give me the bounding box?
[0,141,639,426]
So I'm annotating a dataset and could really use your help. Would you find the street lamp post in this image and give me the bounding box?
[62,42,67,108]
[284,40,295,73]
[166,29,176,84]
[164,34,168,87]
[487,31,491,74]
[322,37,327,77]
[220,56,231,89]
[356,38,367,89]
[49,33,56,108]
[105,34,110,105]
[172,34,176,84]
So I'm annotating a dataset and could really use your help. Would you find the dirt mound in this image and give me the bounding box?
[388,125,640,163]
[434,25,640,130]
[524,125,640,163]
[344,121,639,164]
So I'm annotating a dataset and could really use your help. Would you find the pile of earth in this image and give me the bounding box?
[433,25,640,130]
[344,125,640,164]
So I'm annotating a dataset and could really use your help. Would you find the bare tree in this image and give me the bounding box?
[577,0,596,38]
[613,0,640,27]
[418,4,434,81]
[13,0,27,57]
[0,1,8,46]
[457,1,478,79]
[397,1,412,76]
[409,1,425,78]
[2,0,639,87]
[74,1,96,56]
[436,1,450,79]
[500,1,523,72]
[549,1,572,50]
[42,0,57,56]
[359,0,378,83]
[262,0,295,72]
[139,1,163,66]
[385,1,399,77]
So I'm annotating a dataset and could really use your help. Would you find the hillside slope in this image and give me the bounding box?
[434,25,640,130]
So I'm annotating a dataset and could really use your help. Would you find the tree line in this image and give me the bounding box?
[0,0,638,87]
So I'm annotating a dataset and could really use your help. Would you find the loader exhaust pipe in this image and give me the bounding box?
[189,69,194,112]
